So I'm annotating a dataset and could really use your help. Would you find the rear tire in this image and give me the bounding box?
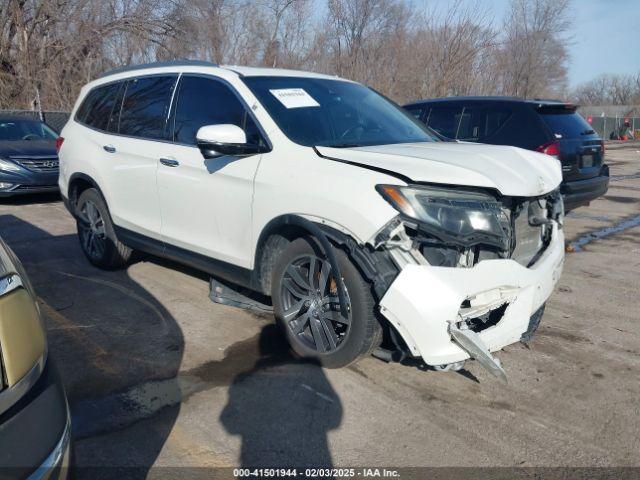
[271,236,382,368]
[76,188,132,269]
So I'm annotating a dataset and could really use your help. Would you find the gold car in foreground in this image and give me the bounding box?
[0,237,71,479]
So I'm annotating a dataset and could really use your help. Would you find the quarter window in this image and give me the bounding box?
[76,82,121,131]
[118,75,177,140]
[172,76,262,146]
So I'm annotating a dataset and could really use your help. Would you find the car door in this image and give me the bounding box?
[156,74,267,269]
[104,74,178,239]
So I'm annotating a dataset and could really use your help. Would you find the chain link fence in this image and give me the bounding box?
[0,109,70,133]
[584,116,639,140]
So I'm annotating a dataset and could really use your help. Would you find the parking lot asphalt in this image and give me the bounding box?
[0,147,639,476]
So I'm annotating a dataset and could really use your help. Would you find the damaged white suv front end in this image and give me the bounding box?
[375,184,564,380]
[313,142,565,380]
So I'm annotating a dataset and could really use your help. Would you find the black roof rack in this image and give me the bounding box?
[98,60,219,79]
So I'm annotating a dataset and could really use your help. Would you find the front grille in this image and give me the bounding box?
[9,155,59,172]
[12,184,58,191]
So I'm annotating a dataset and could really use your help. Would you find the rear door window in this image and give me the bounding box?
[171,75,262,146]
[539,110,594,139]
[76,82,122,131]
[404,105,424,120]
[426,106,462,139]
[118,75,178,140]
[455,105,513,142]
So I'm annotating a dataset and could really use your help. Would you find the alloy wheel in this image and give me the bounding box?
[280,255,351,353]
[79,200,107,259]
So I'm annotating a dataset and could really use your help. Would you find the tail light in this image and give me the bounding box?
[535,141,560,158]
[55,137,64,153]
[600,140,605,157]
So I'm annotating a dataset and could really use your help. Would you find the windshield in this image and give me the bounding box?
[243,76,436,148]
[0,119,58,141]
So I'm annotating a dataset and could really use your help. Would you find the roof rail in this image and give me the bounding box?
[98,60,219,79]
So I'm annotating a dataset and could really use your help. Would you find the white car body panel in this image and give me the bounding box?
[59,62,566,370]
[156,144,261,268]
[317,142,562,197]
[251,144,401,262]
[103,136,166,238]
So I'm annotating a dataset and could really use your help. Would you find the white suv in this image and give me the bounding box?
[58,61,565,379]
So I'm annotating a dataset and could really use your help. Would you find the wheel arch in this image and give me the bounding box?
[253,214,398,302]
[67,173,106,212]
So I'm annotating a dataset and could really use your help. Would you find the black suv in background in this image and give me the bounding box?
[404,97,610,211]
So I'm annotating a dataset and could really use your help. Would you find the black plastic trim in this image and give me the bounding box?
[317,224,399,300]
[113,226,254,289]
[254,215,350,318]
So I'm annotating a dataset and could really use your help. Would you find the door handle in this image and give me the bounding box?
[159,158,180,167]
[103,145,116,153]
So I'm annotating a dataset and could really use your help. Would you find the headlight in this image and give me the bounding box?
[0,158,21,172]
[376,184,510,248]
[0,238,37,299]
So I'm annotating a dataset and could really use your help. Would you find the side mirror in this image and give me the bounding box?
[196,124,265,158]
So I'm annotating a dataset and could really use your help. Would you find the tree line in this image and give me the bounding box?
[0,0,627,112]
[572,73,640,106]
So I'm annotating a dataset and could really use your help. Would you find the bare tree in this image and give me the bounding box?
[0,0,577,111]
[572,72,640,105]
[413,0,497,99]
[496,0,572,98]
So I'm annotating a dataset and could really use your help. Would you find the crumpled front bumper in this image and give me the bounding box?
[379,226,565,366]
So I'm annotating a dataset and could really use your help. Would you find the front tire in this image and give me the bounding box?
[272,237,382,368]
[76,188,132,269]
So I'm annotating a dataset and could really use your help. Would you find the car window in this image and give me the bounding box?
[243,76,435,148]
[405,106,424,120]
[76,82,121,131]
[0,119,58,141]
[118,75,178,140]
[107,82,126,133]
[456,105,513,142]
[172,76,262,146]
[426,106,462,139]
[539,110,594,139]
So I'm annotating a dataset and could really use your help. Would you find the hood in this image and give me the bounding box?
[0,140,57,158]
[316,142,562,197]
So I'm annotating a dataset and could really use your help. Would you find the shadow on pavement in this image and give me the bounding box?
[0,192,61,205]
[1,212,345,475]
[220,324,342,469]
[0,214,184,479]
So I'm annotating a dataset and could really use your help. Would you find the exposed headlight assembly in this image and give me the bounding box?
[376,184,510,249]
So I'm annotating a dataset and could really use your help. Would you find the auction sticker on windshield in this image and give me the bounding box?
[270,88,320,109]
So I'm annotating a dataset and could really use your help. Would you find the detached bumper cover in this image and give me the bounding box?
[379,227,564,366]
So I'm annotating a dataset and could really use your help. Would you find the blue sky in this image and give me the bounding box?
[422,0,638,87]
